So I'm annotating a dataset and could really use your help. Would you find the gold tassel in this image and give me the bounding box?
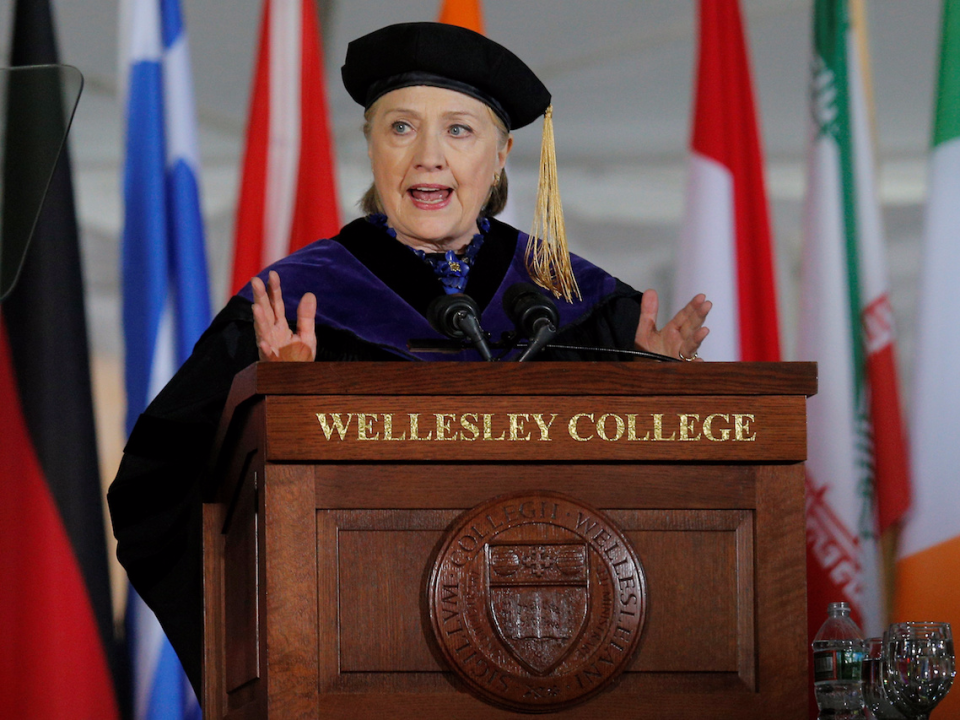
[526,105,581,302]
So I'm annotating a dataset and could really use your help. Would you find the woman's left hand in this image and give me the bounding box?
[634,289,711,360]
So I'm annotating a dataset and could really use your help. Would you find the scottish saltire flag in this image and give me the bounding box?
[800,0,910,641]
[895,1,960,717]
[674,0,780,362]
[120,0,209,717]
[229,0,340,294]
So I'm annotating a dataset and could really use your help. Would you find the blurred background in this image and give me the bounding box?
[0,0,942,646]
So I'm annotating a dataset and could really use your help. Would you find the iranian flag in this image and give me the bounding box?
[894,1,960,716]
[674,0,780,362]
[800,0,910,641]
[229,0,340,294]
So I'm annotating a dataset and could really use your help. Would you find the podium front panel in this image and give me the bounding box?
[202,363,812,719]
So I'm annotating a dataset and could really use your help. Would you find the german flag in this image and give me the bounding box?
[0,1,121,717]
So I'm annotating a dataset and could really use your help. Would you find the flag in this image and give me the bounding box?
[0,1,121,718]
[894,1,960,716]
[438,0,485,34]
[436,0,524,229]
[120,0,209,717]
[229,0,340,295]
[800,0,910,645]
[674,0,780,362]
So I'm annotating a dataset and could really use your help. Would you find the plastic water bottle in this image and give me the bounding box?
[812,602,866,718]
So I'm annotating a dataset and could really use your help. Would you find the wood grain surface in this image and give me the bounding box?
[224,360,817,401]
[201,361,813,719]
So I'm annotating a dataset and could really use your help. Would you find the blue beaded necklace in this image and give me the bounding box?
[367,214,490,295]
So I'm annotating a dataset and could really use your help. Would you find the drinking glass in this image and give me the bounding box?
[863,636,905,719]
[882,622,956,720]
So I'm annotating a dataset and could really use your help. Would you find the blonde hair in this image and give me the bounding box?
[360,99,511,217]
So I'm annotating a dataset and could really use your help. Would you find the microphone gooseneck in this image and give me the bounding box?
[426,293,494,361]
[503,283,559,361]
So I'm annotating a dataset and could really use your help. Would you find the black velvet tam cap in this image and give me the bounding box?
[341,22,551,130]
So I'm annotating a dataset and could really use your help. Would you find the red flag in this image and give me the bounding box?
[0,329,118,719]
[0,2,121,716]
[674,0,780,362]
[230,0,341,294]
[438,0,485,33]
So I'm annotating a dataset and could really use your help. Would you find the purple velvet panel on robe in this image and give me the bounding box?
[237,228,620,362]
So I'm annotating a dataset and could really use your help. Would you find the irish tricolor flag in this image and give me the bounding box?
[800,0,910,640]
[895,1,960,716]
[674,0,780,362]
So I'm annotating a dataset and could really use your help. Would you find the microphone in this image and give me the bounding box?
[427,293,494,361]
[503,282,559,361]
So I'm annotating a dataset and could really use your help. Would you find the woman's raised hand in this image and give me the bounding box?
[634,289,711,361]
[251,270,318,362]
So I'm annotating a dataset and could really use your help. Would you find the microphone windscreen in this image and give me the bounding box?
[427,293,481,339]
[503,282,559,337]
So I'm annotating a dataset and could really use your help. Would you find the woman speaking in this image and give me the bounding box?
[108,21,711,694]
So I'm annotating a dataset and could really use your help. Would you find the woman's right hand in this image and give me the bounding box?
[634,289,711,360]
[251,270,317,362]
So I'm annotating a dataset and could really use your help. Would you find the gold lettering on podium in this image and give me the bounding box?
[568,413,594,442]
[314,409,760,443]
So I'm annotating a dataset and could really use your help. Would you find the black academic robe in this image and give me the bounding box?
[107,216,642,694]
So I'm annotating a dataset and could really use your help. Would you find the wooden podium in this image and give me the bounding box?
[202,361,816,719]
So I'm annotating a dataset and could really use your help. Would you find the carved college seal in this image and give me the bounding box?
[427,491,647,713]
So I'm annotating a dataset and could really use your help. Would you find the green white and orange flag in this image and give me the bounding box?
[800,0,911,641]
[895,1,960,715]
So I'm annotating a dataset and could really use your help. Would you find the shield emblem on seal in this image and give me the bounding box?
[485,543,589,676]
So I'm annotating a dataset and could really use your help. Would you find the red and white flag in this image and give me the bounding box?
[229,0,340,294]
[674,0,780,362]
[800,0,910,639]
